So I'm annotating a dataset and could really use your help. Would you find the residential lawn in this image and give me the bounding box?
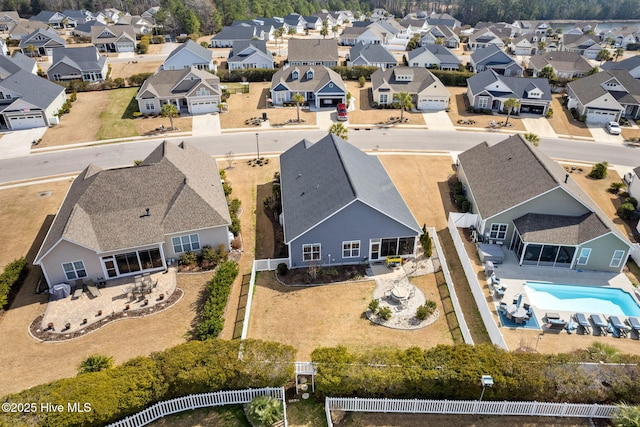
[335,413,596,426]
[345,81,426,126]
[108,59,163,81]
[447,86,527,132]
[287,398,327,427]
[97,87,141,139]
[547,94,592,138]
[147,405,250,427]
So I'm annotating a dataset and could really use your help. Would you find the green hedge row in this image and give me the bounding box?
[216,68,278,83]
[311,344,640,403]
[330,65,380,80]
[430,69,475,87]
[196,261,239,340]
[0,258,27,309]
[0,339,295,427]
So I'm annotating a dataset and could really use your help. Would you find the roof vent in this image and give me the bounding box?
[564,174,569,183]
[140,207,151,218]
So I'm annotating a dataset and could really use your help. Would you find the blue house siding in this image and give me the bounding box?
[288,200,419,268]
[317,83,345,94]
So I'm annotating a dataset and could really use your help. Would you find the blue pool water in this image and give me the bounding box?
[524,282,640,317]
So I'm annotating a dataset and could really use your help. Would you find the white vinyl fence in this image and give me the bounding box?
[107,387,286,427]
[325,397,617,426]
[254,258,290,271]
[447,214,508,350]
[630,243,640,266]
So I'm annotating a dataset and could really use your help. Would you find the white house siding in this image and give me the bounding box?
[163,225,230,261]
[137,98,160,114]
[44,91,67,124]
[40,239,105,286]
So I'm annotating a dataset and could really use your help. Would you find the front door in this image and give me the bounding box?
[101,256,118,278]
[370,240,381,261]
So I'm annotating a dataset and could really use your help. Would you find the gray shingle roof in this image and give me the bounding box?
[349,42,395,64]
[528,51,592,75]
[0,69,65,109]
[567,69,640,105]
[36,141,230,260]
[270,65,345,93]
[280,134,421,243]
[371,66,440,95]
[467,70,551,101]
[458,134,629,244]
[287,39,338,63]
[228,40,270,62]
[602,55,640,72]
[50,46,106,73]
[211,25,257,41]
[90,24,135,43]
[0,53,34,79]
[513,213,609,245]
[19,27,66,48]
[470,45,511,65]
[137,68,220,99]
[407,45,461,66]
[165,39,212,62]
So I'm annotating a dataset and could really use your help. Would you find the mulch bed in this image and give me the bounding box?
[277,265,368,286]
[28,288,183,342]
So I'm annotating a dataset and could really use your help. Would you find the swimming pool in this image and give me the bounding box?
[524,282,640,317]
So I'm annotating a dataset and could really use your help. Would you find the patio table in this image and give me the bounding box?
[391,286,409,302]
[507,305,526,319]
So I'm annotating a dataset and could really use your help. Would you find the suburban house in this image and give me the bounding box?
[91,25,136,53]
[161,40,215,71]
[468,28,504,51]
[62,9,106,26]
[19,27,65,57]
[475,22,515,39]
[288,39,339,66]
[602,55,640,79]
[227,40,273,70]
[303,16,323,30]
[115,15,155,35]
[469,44,523,76]
[30,10,77,28]
[280,134,422,268]
[8,21,49,40]
[347,42,396,69]
[0,69,66,129]
[34,141,232,290]
[624,166,640,202]
[425,12,460,29]
[270,65,346,108]
[371,66,450,110]
[340,26,386,46]
[136,67,222,115]
[283,14,307,33]
[72,21,104,38]
[509,34,545,55]
[566,69,640,123]
[407,45,461,71]
[0,53,37,79]
[457,134,632,273]
[601,26,639,49]
[210,24,262,48]
[0,11,20,32]
[466,69,552,115]
[528,51,592,79]
[512,20,550,35]
[47,46,107,82]
[398,18,429,33]
[311,11,337,26]
[419,25,460,48]
[561,34,603,59]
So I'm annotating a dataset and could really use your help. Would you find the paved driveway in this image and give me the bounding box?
[316,110,335,131]
[422,110,455,131]
[192,113,221,136]
[587,123,624,144]
[0,127,47,160]
[522,117,559,139]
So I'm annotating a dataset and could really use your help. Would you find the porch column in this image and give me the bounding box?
[518,242,526,266]
[158,243,167,270]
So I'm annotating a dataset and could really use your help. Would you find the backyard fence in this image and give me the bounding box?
[254,258,290,271]
[429,226,474,345]
[106,387,286,427]
[630,243,640,266]
[447,214,508,350]
[324,397,617,426]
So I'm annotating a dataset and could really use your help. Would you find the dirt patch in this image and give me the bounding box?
[547,94,591,138]
[448,86,526,132]
[109,59,163,81]
[345,81,426,126]
[134,116,193,136]
[277,265,367,286]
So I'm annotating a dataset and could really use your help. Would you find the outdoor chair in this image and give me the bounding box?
[574,313,591,335]
[590,314,608,336]
[498,302,507,313]
[523,303,531,311]
[626,316,640,332]
[72,286,83,299]
[86,279,100,298]
[512,298,518,305]
[609,316,629,338]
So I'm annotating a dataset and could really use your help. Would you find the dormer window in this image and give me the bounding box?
[306,70,314,80]
[292,70,299,79]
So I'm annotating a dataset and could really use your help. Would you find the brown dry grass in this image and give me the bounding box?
[108,59,163,81]
[448,86,527,132]
[345,81,426,126]
[337,413,595,427]
[134,116,193,135]
[547,94,592,138]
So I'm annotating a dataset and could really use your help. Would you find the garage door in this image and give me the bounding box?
[8,115,46,130]
[190,101,217,115]
[418,99,446,110]
[586,109,617,123]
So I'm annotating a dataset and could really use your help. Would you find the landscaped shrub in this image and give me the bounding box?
[618,202,636,219]
[430,69,474,87]
[451,178,471,213]
[358,75,366,87]
[378,306,392,320]
[127,72,153,86]
[196,261,239,340]
[415,300,437,321]
[330,65,379,80]
[588,161,609,179]
[0,257,27,309]
[245,395,284,427]
[78,354,113,374]
[216,68,278,83]
[179,251,198,266]
[277,263,288,276]
[420,225,433,258]
[368,299,379,313]
[625,197,638,208]
[609,182,626,194]
[200,244,228,267]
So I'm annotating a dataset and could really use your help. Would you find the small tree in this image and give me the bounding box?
[615,47,625,61]
[358,75,366,87]
[78,354,113,374]
[420,225,433,258]
[588,161,609,179]
[291,92,305,123]
[394,91,413,121]
[596,48,612,63]
[523,132,540,147]
[538,65,556,81]
[332,25,339,38]
[225,151,235,169]
[618,203,636,219]
[503,98,520,125]
[160,103,179,129]
[614,404,640,427]
[320,20,329,38]
[246,395,283,427]
[329,122,348,140]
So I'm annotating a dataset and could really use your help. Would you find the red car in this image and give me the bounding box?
[336,103,348,121]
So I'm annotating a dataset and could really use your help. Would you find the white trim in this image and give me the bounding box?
[488,223,508,240]
[61,259,87,281]
[171,233,201,254]
[342,240,361,258]
[302,242,321,261]
[578,230,633,248]
[164,224,231,238]
[576,247,591,265]
[36,237,99,265]
[610,250,626,268]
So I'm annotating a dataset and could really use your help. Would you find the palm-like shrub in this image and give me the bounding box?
[78,354,113,374]
[613,404,640,427]
[246,395,283,427]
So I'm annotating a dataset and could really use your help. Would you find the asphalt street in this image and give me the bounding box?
[0,129,638,184]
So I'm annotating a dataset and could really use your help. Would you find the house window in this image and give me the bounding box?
[292,70,299,79]
[342,241,360,258]
[302,243,321,261]
[478,96,489,109]
[196,87,210,96]
[577,248,591,265]
[489,223,508,240]
[610,250,626,268]
[172,234,200,253]
[379,94,388,104]
[145,101,155,110]
[52,74,61,81]
[62,260,87,280]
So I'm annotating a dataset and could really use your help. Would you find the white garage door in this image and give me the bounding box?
[190,101,217,115]
[9,115,46,130]
[586,110,617,123]
[418,98,446,110]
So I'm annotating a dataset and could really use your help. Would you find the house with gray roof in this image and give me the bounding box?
[469,44,523,76]
[90,25,135,53]
[425,12,460,29]
[466,69,551,115]
[0,11,21,32]
[283,14,307,33]
[9,20,50,40]
[0,53,37,79]
[408,45,461,71]
[270,65,346,108]
[19,27,65,57]
[419,25,460,49]
[161,40,215,72]
[30,10,76,28]
[210,24,262,48]
[339,25,386,46]
[280,134,421,268]
[561,34,603,60]
[34,141,231,290]
[457,134,632,273]
[602,55,640,79]
[0,69,66,129]
[47,46,108,82]
[288,39,339,67]
[303,16,322,30]
[228,40,273,70]
[528,51,592,79]
[468,28,504,51]
[371,66,450,110]
[566,69,640,123]
[347,42,396,69]
[136,67,222,115]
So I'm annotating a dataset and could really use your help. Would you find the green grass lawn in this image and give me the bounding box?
[286,398,327,427]
[97,87,140,140]
[147,405,250,426]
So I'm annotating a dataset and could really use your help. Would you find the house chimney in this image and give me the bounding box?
[564,174,569,183]
[146,208,150,216]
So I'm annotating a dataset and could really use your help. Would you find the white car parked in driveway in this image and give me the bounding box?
[606,121,621,135]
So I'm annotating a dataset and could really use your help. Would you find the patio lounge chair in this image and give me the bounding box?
[72,286,83,299]
[547,318,567,329]
[574,313,591,335]
[86,279,100,298]
[626,316,640,332]
[609,316,629,338]
[590,314,608,336]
